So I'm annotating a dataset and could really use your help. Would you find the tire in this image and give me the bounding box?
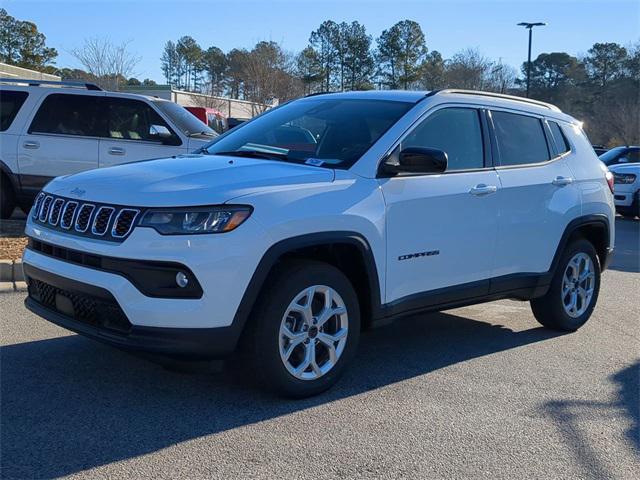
[531,238,601,331]
[19,201,33,216]
[243,259,361,398]
[0,174,16,219]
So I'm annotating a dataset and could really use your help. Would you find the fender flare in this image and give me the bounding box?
[547,214,611,279]
[228,231,382,346]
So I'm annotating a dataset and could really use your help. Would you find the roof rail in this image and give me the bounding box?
[435,89,561,112]
[0,78,103,91]
[304,91,335,98]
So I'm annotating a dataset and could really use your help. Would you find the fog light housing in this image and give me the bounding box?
[176,271,189,288]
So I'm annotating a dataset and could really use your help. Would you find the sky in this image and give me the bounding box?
[5,0,640,83]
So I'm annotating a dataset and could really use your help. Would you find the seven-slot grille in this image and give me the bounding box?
[32,193,140,242]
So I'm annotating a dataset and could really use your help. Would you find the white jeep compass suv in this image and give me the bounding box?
[22,90,615,397]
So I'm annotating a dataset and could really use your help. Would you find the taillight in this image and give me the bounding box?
[605,170,615,194]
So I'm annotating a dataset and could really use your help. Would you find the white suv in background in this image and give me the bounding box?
[0,79,217,218]
[609,163,640,218]
[22,90,615,397]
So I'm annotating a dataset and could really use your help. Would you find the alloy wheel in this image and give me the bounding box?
[561,252,595,318]
[279,285,349,381]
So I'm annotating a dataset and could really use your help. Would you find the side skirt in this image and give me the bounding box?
[372,273,550,327]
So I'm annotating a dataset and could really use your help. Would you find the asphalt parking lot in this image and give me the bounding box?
[1,218,638,480]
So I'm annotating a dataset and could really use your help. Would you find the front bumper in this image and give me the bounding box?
[613,187,639,208]
[22,215,272,356]
[24,264,241,358]
[24,217,269,329]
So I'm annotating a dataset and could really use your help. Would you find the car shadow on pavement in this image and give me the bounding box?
[609,217,639,273]
[542,361,639,479]
[1,311,562,478]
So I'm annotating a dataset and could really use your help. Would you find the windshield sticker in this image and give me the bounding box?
[305,158,325,166]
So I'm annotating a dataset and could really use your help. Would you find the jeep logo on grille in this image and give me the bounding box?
[70,187,86,197]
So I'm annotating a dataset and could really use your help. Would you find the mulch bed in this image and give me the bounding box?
[0,237,28,260]
[1,213,28,259]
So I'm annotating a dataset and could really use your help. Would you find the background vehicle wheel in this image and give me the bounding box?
[618,207,638,219]
[244,260,361,398]
[531,238,601,331]
[19,201,33,216]
[0,175,17,219]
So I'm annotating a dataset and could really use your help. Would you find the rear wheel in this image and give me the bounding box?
[0,175,16,219]
[531,238,600,331]
[244,260,360,397]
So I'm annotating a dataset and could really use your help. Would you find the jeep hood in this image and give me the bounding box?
[44,154,335,207]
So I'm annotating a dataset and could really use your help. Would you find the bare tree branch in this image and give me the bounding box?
[69,37,141,90]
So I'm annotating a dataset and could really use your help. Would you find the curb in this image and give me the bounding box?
[0,259,27,293]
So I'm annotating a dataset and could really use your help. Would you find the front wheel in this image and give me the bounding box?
[244,260,361,398]
[531,238,601,331]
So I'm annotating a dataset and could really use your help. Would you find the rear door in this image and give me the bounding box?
[18,93,102,194]
[488,110,580,285]
[98,97,185,167]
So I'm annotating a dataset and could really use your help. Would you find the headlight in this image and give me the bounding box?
[139,205,252,234]
[613,173,637,184]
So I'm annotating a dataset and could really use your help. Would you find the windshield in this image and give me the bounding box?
[202,98,413,168]
[153,100,217,137]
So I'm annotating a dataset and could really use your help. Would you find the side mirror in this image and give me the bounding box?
[383,147,448,175]
[149,124,172,139]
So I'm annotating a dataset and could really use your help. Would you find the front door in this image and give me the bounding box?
[380,107,500,306]
[98,97,185,167]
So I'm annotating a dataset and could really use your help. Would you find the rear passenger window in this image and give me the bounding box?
[402,108,485,171]
[492,111,550,166]
[548,121,570,155]
[29,94,102,137]
[0,90,28,131]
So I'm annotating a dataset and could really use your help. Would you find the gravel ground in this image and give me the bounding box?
[1,218,638,479]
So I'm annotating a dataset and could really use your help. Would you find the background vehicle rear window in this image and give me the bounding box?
[548,121,570,155]
[492,111,550,166]
[29,93,101,137]
[0,90,28,131]
[402,107,484,171]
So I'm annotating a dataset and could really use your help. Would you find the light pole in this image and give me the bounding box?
[518,22,546,97]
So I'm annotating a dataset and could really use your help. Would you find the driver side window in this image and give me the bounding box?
[402,108,485,171]
[105,98,180,145]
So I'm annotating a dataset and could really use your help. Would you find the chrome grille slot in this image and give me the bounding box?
[32,195,140,242]
[91,206,115,236]
[38,196,53,222]
[60,201,78,229]
[48,198,65,226]
[112,209,139,238]
[75,204,95,232]
[32,193,46,219]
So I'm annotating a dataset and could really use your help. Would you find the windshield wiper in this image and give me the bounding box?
[212,150,289,161]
